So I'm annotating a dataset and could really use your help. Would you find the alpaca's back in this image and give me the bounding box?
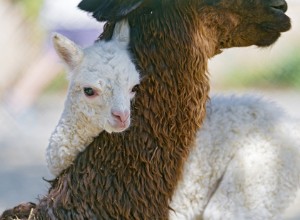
[170,95,300,220]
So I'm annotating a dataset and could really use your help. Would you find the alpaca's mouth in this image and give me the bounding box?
[267,3,291,33]
[261,16,291,33]
[270,1,288,14]
[107,119,130,133]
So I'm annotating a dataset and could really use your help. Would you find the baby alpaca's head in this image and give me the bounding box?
[52,20,139,133]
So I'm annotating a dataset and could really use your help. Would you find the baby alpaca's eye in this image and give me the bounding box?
[83,87,95,97]
[129,85,139,99]
[131,85,139,93]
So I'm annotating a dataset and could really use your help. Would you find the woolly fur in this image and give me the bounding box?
[170,95,300,220]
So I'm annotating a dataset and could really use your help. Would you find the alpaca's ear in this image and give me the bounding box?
[112,19,130,48]
[52,33,84,70]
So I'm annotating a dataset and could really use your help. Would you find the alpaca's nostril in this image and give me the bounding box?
[112,110,129,123]
[270,0,288,13]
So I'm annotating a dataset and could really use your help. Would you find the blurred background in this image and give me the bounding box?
[0,0,299,219]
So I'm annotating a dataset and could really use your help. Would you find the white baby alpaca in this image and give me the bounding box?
[46,20,139,176]
[170,95,300,220]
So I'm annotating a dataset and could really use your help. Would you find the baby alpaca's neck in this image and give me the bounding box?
[46,99,102,176]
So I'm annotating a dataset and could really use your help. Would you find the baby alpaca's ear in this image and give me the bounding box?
[52,33,84,70]
[112,19,130,48]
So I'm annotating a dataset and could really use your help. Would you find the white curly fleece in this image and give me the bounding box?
[170,95,300,220]
[46,20,140,176]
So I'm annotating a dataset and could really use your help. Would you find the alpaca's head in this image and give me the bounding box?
[52,20,139,133]
[78,0,291,49]
[200,0,291,48]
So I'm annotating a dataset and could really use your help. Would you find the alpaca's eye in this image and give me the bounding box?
[83,87,95,97]
[129,85,139,99]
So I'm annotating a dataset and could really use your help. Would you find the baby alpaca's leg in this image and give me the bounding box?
[203,130,300,220]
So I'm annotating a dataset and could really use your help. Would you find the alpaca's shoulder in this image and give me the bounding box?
[206,94,285,126]
[204,94,300,154]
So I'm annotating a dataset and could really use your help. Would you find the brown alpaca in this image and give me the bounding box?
[1,0,290,219]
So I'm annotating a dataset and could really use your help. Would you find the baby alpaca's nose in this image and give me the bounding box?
[112,109,130,123]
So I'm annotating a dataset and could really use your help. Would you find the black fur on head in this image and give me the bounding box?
[78,0,161,21]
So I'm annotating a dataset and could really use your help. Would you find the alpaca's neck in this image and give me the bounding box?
[57,98,101,149]
[54,114,98,151]
[129,10,211,196]
[47,98,102,175]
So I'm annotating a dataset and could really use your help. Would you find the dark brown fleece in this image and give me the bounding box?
[1,0,290,219]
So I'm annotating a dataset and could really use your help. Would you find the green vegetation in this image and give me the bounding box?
[12,0,43,20]
[223,49,300,89]
[44,71,68,94]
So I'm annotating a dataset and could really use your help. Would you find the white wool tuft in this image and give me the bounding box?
[170,95,300,220]
[47,20,140,176]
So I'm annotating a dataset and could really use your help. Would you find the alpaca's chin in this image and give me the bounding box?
[256,18,291,47]
[107,119,130,133]
[255,33,281,47]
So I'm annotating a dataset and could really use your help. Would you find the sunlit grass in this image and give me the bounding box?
[44,71,68,94]
[14,0,43,20]
[223,49,300,89]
